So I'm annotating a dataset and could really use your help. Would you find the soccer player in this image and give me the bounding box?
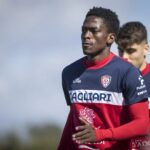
[57,7,149,150]
[116,21,150,150]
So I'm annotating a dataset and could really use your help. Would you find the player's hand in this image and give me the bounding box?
[72,117,96,144]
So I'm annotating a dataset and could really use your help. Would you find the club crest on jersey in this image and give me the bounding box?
[101,75,112,88]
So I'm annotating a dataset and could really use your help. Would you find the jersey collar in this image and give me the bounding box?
[141,63,150,76]
[83,52,115,69]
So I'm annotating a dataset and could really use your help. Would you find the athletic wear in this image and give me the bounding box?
[142,64,150,109]
[58,52,148,150]
[130,64,150,150]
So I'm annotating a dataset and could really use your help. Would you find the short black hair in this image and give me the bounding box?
[116,21,148,49]
[86,7,120,36]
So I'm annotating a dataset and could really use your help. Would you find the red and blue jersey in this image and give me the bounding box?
[142,64,150,109]
[58,52,148,150]
[130,64,150,150]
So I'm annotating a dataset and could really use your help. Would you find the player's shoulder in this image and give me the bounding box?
[110,54,142,79]
[62,57,85,75]
[112,54,135,70]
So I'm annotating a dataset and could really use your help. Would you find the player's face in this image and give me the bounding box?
[119,43,148,69]
[81,16,111,56]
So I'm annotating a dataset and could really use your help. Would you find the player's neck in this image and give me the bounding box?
[139,61,147,72]
[87,47,110,63]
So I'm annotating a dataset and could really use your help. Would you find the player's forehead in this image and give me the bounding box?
[126,43,145,50]
[119,43,141,51]
[82,16,105,28]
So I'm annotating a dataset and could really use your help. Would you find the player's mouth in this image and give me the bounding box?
[82,42,93,48]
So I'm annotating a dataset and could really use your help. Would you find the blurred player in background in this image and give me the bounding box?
[116,21,150,150]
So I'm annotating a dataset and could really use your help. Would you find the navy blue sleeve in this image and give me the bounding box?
[123,66,148,105]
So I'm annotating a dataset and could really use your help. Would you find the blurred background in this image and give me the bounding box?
[0,0,150,149]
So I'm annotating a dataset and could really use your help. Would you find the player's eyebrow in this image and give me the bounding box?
[125,48,137,54]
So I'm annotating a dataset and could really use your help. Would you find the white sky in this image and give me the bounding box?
[0,0,150,132]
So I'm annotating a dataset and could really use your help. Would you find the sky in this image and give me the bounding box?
[0,0,150,133]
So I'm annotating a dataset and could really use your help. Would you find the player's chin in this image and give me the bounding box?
[83,48,94,55]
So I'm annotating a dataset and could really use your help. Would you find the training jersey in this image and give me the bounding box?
[142,64,150,109]
[130,64,150,150]
[58,52,148,150]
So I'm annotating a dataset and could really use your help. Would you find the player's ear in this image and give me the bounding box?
[107,33,115,45]
[144,43,149,57]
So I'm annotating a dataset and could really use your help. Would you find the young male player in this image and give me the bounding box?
[116,21,150,150]
[58,8,149,150]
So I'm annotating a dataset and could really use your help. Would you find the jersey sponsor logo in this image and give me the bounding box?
[136,75,147,96]
[138,75,144,85]
[69,89,124,105]
[137,89,147,96]
[136,84,146,90]
[100,75,112,88]
[73,77,81,84]
[130,137,150,149]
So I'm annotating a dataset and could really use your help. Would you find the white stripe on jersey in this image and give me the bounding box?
[69,89,124,106]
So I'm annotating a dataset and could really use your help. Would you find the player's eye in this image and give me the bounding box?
[90,28,99,34]
[126,48,136,54]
